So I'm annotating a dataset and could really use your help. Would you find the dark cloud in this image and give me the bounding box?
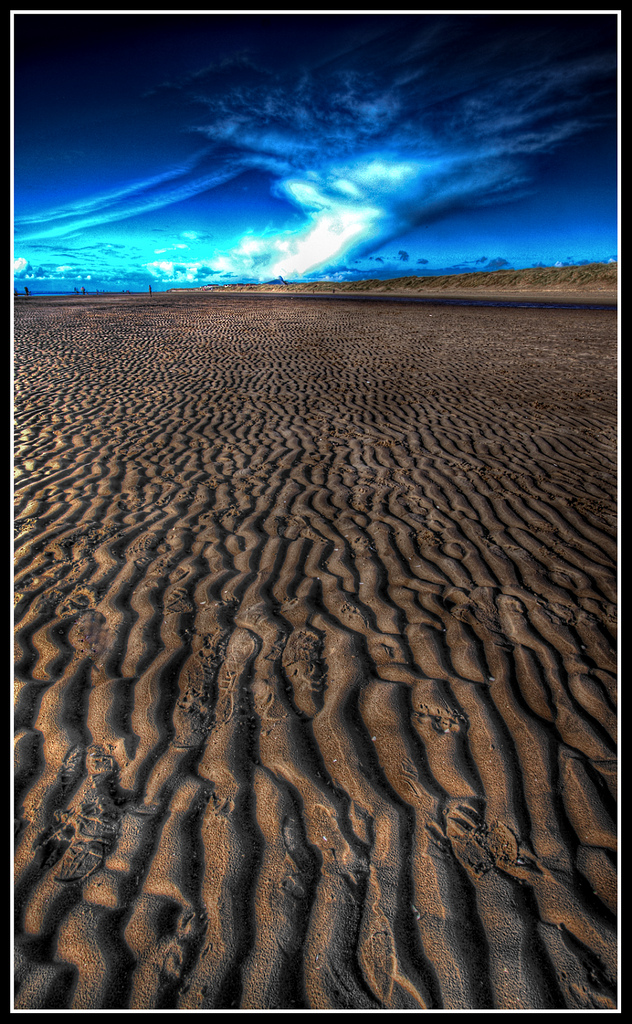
[485,257,512,270]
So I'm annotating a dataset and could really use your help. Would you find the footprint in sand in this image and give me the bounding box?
[36,745,123,884]
[281,628,327,719]
[126,532,160,567]
[400,756,429,801]
[413,702,467,735]
[173,655,221,748]
[57,584,98,618]
[444,585,514,650]
[32,587,66,616]
[427,802,531,880]
[160,909,206,984]
[172,630,229,745]
[281,812,314,900]
[165,586,194,614]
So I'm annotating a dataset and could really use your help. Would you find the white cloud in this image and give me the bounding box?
[204,158,433,280]
[14,257,32,277]
[145,259,217,283]
[205,150,524,281]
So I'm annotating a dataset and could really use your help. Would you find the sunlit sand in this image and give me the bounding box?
[14,280,617,1009]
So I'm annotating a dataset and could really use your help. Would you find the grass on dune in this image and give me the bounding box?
[211,262,617,294]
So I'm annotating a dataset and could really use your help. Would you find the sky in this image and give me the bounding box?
[13,11,618,292]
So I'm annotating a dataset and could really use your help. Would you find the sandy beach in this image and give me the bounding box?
[14,291,617,1009]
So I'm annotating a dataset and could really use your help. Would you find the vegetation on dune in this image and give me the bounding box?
[206,262,617,294]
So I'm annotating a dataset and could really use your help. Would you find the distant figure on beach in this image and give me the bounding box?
[148,285,152,296]
[81,286,85,295]
[24,286,29,297]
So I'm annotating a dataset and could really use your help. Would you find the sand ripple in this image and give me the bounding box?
[14,294,617,1009]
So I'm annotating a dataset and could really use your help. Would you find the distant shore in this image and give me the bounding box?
[161,262,617,308]
[14,263,617,307]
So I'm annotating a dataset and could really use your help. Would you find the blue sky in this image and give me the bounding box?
[13,12,618,291]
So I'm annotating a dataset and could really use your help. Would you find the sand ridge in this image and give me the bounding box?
[172,260,617,307]
[14,294,617,1009]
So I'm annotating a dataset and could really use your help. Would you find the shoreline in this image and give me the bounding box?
[14,288,618,309]
[202,288,618,308]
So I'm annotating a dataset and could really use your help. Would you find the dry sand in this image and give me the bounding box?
[14,292,617,1010]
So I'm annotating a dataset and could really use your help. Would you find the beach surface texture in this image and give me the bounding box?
[14,282,617,1010]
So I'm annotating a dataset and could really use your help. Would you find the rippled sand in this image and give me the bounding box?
[14,293,617,1009]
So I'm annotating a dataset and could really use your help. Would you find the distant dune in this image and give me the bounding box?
[179,262,617,300]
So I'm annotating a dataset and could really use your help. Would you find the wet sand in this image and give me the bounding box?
[202,288,617,308]
[14,293,617,1009]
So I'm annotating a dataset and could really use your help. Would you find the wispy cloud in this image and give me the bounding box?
[14,151,242,240]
